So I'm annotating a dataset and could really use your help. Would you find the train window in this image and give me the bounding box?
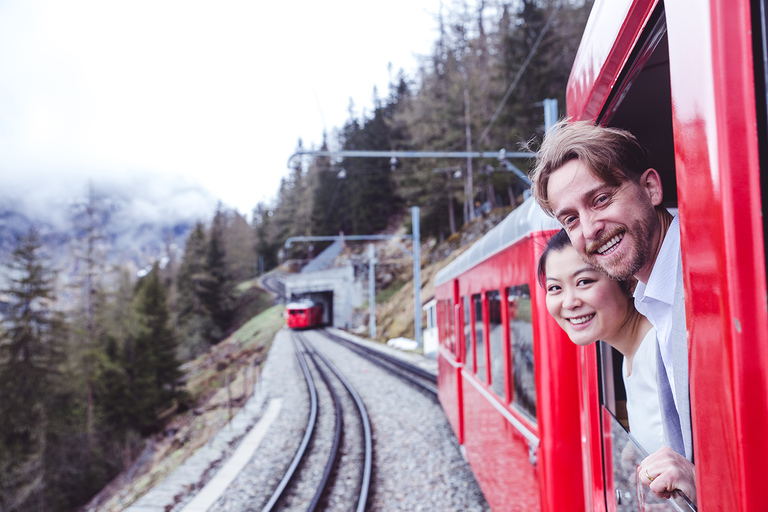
[445,299,458,356]
[436,301,444,348]
[752,0,768,281]
[508,284,536,422]
[463,296,473,369]
[606,412,693,511]
[596,343,697,510]
[473,294,486,381]
[487,290,505,398]
[600,342,628,429]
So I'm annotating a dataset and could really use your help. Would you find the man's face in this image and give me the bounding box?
[546,159,660,281]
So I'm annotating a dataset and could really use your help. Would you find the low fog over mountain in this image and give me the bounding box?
[0,169,221,279]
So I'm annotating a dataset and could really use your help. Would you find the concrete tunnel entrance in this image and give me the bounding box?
[290,291,334,326]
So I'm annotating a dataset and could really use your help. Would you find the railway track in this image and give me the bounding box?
[260,331,372,512]
[319,328,438,397]
[160,328,486,512]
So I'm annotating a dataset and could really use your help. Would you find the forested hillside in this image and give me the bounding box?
[0,199,268,511]
[255,0,591,265]
[0,1,591,510]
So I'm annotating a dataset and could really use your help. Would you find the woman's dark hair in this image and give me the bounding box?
[537,228,634,295]
[537,229,571,287]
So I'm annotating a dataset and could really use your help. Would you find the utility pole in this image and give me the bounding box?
[368,244,377,338]
[411,206,421,346]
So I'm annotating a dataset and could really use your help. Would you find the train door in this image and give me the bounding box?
[569,2,692,510]
[569,0,768,510]
[435,280,464,444]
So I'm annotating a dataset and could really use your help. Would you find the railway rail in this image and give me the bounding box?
[260,331,373,512]
[130,327,487,512]
[320,328,438,397]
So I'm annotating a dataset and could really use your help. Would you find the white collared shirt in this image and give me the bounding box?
[633,216,681,408]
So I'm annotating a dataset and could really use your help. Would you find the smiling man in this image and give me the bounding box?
[531,120,696,505]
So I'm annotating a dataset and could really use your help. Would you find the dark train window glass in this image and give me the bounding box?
[449,298,456,356]
[463,296,472,368]
[441,300,448,348]
[606,411,694,511]
[508,284,536,421]
[473,294,486,381]
[600,341,628,431]
[488,290,504,398]
[436,301,444,347]
[752,0,768,298]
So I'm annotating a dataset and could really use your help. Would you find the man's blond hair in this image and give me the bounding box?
[531,120,650,215]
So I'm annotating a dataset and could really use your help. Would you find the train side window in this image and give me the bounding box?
[436,301,444,348]
[473,293,486,381]
[449,297,456,355]
[463,296,473,369]
[600,342,629,430]
[488,290,504,397]
[507,284,536,422]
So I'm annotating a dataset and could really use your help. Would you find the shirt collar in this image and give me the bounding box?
[635,216,680,306]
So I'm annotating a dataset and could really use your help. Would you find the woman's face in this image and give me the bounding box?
[544,245,632,346]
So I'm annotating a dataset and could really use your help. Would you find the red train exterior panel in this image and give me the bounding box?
[566,0,768,510]
[436,223,583,512]
[285,303,324,330]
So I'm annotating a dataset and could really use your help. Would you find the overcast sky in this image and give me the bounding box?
[0,0,440,225]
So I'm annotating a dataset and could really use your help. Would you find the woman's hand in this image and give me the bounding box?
[639,446,696,506]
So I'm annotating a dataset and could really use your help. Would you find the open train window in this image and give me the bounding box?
[463,296,473,369]
[448,298,456,355]
[599,342,628,429]
[487,290,504,398]
[596,5,697,510]
[600,6,677,210]
[752,0,768,280]
[473,293,486,381]
[507,284,536,422]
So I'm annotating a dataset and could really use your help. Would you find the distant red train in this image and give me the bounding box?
[284,301,324,330]
[434,0,768,511]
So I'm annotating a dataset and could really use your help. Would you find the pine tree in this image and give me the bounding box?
[222,211,257,284]
[69,183,112,453]
[176,222,216,357]
[127,264,181,435]
[202,209,235,341]
[0,228,66,511]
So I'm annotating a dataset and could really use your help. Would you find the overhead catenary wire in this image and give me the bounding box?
[475,3,562,147]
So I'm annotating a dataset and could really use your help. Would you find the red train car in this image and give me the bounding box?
[566,0,768,510]
[434,199,582,512]
[435,0,767,510]
[285,301,324,330]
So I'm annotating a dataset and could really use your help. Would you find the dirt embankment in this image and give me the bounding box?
[82,305,285,512]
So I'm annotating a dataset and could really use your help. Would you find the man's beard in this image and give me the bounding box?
[584,213,656,281]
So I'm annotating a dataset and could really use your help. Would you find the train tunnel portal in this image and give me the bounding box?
[283,266,362,329]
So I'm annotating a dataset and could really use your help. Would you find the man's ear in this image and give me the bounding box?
[640,168,664,206]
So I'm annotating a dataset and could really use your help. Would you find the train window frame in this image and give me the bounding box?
[473,293,487,382]
[439,300,447,350]
[448,297,456,356]
[487,289,505,398]
[463,296,473,372]
[507,283,537,424]
[599,6,678,210]
[752,0,768,281]
[593,7,697,510]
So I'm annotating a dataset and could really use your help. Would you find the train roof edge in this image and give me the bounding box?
[434,197,561,287]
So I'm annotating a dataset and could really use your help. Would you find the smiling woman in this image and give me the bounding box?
[538,228,664,453]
